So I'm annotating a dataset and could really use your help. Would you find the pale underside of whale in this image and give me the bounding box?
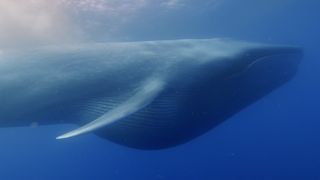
[0,39,302,149]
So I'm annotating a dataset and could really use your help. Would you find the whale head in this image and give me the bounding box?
[91,40,303,149]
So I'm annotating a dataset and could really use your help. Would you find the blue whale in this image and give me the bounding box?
[0,39,302,149]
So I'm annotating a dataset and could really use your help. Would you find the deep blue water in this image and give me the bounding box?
[0,0,319,179]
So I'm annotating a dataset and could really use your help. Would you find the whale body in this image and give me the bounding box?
[0,39,302,149]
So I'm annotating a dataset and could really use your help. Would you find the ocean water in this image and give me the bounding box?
[0,0,319,180]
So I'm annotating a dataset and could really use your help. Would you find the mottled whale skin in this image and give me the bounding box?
[0,39,302,149]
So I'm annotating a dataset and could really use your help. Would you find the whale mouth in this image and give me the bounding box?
[246,48,303,72]
[244,49,303,84]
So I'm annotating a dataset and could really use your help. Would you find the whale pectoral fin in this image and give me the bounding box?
[56,79,165,139]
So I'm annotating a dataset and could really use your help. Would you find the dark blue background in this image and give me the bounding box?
[0,0,319,179]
